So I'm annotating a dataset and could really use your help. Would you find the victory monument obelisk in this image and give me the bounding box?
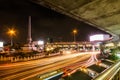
[22,16,35,51]
[28,16,32,45]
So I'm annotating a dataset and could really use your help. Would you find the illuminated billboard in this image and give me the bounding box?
[0,41,3,47]
[38,40,44,45]
[90,34,110,42]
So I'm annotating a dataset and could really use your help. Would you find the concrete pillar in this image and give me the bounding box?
[83,45,86,51]
[92,45,95,51]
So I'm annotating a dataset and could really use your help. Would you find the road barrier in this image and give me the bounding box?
[94,60,120,80]
[0,55,45,63]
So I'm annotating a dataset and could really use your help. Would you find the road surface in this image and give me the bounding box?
[0,52,99,80]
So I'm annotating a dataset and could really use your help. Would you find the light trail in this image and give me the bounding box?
[0,52,91,80]
[62,51,100,77]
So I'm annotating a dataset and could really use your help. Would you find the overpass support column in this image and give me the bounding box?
[99,42,106,56]
[92,44,95,51]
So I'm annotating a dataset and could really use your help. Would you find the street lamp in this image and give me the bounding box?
[8,28,16,46]
[73,29,77,42]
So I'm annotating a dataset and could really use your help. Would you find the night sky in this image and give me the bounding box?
[0,0,108,43]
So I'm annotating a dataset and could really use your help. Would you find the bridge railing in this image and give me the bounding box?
[94,60,120,80]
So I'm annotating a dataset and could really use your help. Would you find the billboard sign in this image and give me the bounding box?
[90,34,110,42]
[0,41,3,47]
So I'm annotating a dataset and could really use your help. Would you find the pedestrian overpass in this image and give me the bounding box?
[31,0,120,79]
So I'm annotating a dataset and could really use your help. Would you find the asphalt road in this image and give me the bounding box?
[0,52,99,80]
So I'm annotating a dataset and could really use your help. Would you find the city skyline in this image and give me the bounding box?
[0,0,108,43]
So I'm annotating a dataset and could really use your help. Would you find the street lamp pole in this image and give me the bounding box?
[8,29,15,46]
[74,32,76,42]
[10,36,13,46]
[73,29,77,42]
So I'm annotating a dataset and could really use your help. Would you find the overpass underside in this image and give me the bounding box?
[31,1,120,79]
[32,0,120,40]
